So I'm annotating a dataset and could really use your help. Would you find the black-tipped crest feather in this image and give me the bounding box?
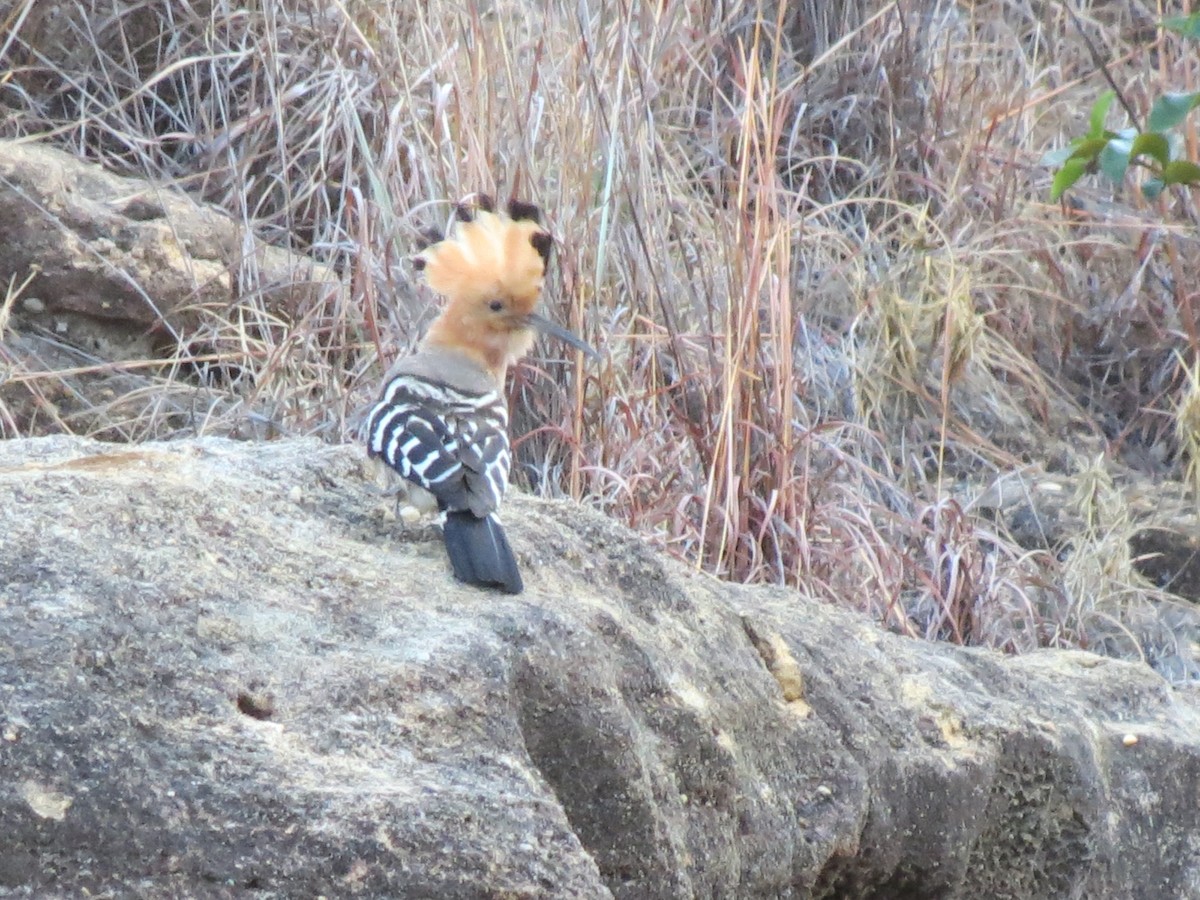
[507,199,541,223]
[413,226,444,252]
[530,231,553,267]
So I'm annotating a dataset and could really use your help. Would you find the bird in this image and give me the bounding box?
[364,196,595,594]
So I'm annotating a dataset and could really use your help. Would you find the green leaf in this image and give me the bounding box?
[1163,13,1200,40]
[1162,159,1200,185]
[1043,136,1107,172]
[1051,158,1090,201]
[1099,137,1132,183]
[1065,136,1109,164]
[1130,132,1171,167]
[1148,92,1200,131]
[1143,177,1165,200]
[1088,90,1116,138]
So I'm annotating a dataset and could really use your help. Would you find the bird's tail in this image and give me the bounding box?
[442,511,524,594]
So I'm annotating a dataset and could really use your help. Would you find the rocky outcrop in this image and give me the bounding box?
[2,436,1200,899]
[0,140,340,359]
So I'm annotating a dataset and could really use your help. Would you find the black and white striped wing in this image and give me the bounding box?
[366,376,510,517]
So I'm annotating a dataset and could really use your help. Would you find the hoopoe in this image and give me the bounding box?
[365,197,595,594]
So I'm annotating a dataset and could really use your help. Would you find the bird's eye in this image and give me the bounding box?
[488,299,504,312]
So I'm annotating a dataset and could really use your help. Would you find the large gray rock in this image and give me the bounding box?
[0,140,340,356]
[2,436,1198,898]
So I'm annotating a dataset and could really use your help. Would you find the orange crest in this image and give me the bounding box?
[416,206,552,315]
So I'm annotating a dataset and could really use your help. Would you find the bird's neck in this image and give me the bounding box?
[422,312,535,386]
[423,320,510,384]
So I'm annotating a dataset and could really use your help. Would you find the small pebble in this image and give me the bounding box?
[1122,734,1138,747]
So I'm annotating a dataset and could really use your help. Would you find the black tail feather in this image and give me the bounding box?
[442,511,524,594]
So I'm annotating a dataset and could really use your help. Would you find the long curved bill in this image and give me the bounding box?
[526,312,600,360]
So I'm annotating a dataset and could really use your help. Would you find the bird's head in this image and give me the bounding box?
[417,198,595,381]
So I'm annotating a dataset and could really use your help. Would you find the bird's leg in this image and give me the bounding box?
[365,457,440,525]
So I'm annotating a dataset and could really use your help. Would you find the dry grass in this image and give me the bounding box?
[2,0,1200,677]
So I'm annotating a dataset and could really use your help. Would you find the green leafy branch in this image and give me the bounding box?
[1043,14,1200,201]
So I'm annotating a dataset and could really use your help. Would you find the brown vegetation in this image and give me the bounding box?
[2,0,1199,676]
